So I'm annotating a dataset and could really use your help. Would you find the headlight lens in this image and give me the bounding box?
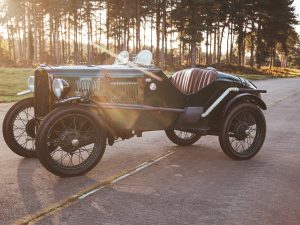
[53,79,70,98]
[27,76,35,92]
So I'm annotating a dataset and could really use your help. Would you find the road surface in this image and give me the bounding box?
[1,78,300,225]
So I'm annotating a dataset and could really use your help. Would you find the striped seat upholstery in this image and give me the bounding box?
[171,68,218,95]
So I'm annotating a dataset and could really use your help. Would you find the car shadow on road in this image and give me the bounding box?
[16,158,97,224]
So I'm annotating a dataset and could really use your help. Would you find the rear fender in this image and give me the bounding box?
[223,93,267,116]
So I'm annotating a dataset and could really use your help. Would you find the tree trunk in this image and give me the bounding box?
[136,0,141,53]
[67,14,71,63]
[160,0,166,68]
[256,21,262,69]
[55,18,60,64]
[40,15,45,63]
[27,7,33,65]
[33,0,38,65]
[249,20,255,67]
[218,25,225,63]
[237,25,243,66]
[155,0,161,66]
[179,32,182,66]
[106,0,110,51]
[22,4,27,64]
[191,42,197,68]
[205,30,209,65]
[150,16,153,52]
[123,18,127,50]
[230,24,234,64]
[213,28,217,64]
[242,25,247,66]
[209,31,212,64]
[74,10,78,64]
[16,18,23,62]
[226,24,230,64]
[198,44,202,65]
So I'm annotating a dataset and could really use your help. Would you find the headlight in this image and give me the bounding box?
[53,79,70,98]
[27,76,35,92]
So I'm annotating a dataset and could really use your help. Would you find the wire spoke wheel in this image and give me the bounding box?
[219,103,266,160]
[165,129,201,146]
[228,111,257,153]
[47,114,98,169]
[174,130,198,140]
[36,106,107,177]
[13,107,36,151]
[2,98,37,157]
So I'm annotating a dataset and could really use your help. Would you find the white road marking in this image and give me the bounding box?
[79,150,176,199]
[14,150,177,225]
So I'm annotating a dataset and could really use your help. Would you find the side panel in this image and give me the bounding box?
[135,71,185,130]
[143,73,186,108]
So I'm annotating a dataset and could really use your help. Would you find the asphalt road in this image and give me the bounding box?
[1,78,300,225]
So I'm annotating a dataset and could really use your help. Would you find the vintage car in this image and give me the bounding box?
[2,50,267,177]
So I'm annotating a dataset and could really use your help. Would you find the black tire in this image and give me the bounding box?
[165,130,201,146]
[219,103,266,160]
[2,98,36,158]
[36,105,107,177]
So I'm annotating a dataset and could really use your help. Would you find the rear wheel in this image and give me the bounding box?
[219,103,266,160]
[36,105,107,177]
[165,130,201,146]
[2,98,36,158]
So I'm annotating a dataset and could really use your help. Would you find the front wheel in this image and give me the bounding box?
[219,103,266,160]
[165,130,201,146]
[36,105,107,177]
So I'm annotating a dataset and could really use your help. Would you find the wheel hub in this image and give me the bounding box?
[25,119,36,138]
[59,130,81,152]
[71,139,80,147]
[235,123,249,141]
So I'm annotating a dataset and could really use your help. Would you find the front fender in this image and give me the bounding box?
[223,93,267,116]
[53,97,116,145]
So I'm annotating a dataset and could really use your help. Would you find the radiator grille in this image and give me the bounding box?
[76,78,99,93]
[108,81,139,103]
[76,78,141,104]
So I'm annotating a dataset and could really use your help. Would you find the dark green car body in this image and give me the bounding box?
[32,64,266,143]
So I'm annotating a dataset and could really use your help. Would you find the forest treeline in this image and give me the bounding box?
[0,0,299,69]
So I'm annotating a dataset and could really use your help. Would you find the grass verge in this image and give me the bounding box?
[0,67,34,102]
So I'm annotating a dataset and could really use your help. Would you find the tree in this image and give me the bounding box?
[172,0,205,67]
[0,0,298,68]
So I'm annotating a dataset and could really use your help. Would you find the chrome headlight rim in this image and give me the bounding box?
[27,76,35,92]
[52,78,70,99]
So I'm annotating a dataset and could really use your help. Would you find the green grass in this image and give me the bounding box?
[234,67,300,80]
[238,74,271,80]
[261,67,300,77]
[0,66,300,103]
[0,67,34,102]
